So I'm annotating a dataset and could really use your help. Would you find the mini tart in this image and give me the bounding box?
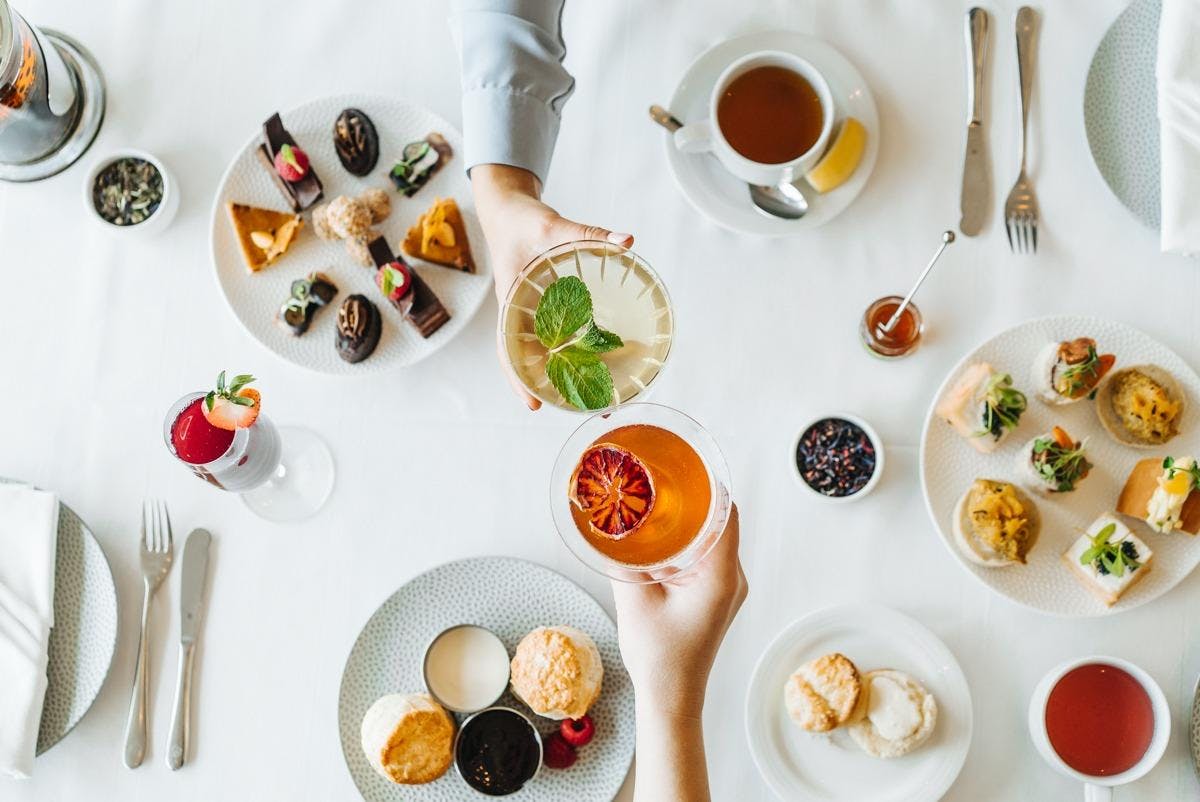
[953,479,1041,567]
[359,693,455,785]
[226,202,302,272]
[402,197,475,273]
[510,626,603,720]
[1096,365,1186,448]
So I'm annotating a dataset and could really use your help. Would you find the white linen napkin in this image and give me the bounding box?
[1158,0,1200,255]
[0,485,59,780]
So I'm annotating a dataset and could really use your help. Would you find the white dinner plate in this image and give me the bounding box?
[1084,0,1161,229]
[211,93,492,375]
[0,479,119,755]
[920,315,1200,617]
[745,604,972,802]
[337,557,634,801]
[663,31,880,236]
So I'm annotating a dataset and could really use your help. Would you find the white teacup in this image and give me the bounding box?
[1027,656,1170,801]
[673,50,834,187]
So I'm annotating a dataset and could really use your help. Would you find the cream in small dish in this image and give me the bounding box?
[422,624,510,714]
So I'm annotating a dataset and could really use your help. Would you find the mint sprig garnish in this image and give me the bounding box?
[533,276,624,410]
[205,371,257,411]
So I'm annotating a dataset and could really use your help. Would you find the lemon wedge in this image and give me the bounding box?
[805,117,867,194]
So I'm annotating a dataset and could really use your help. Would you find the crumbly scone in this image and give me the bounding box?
[510,626,603,720]
[344,234,375,266]
[325,195,372,240]
[360,188,391,223]
[847,669,937,759]
[784,652,862,732]
[311,203,336,240]
[360,693,455,785]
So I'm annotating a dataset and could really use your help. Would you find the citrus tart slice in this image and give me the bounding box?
[401,197,475,273]
[227,202,303,272]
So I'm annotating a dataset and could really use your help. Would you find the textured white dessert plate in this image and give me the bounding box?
[0,479,119,755]
[211,93,492,374]
[337,557,634,801]
[745,604,971,802]
[921,315,1200,617]
[664,31,880,236]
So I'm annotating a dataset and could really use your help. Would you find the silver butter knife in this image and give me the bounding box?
[960,7,991,236]
[167,528,212,770]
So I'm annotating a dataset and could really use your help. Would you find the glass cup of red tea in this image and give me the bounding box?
[1028,656,1170,798]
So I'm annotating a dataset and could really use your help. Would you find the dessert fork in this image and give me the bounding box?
[1004,6,1039,254]
[122,500,173,768]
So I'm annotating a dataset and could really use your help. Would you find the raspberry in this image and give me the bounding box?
[542,733,577,769]
[560,715,595,748]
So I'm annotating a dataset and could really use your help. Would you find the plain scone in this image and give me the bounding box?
[360,692,455,785]
[784,652,863,732]
[510,625,603,720]
[847,669,938,758]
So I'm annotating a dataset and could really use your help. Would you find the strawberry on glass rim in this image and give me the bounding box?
[570,444,655,539]
[203,371,261,431]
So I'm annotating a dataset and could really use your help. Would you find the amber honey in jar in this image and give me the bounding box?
[860,295,923,358]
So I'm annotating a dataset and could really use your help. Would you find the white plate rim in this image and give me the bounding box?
[744,602,973,802]
[663,30,880,237]
[208,92,492,375]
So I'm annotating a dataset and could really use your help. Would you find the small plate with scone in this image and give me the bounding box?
[746,604,971,802]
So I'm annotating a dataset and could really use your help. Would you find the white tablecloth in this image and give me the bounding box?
[4,0,1199,799]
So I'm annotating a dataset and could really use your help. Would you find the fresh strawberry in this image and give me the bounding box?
[273,143,309,182]
[560,715,595,748]
[375,261,412,302]
[541,733,577,769]
[202,371,261,431]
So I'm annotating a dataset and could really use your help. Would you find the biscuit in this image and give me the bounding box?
[360,692,455,785]
[510,626,603,720]
[784,652,862,732]
[847,669,938,759]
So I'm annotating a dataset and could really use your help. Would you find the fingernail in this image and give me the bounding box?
[607,232,633,244]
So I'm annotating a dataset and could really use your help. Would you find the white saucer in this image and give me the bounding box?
[664,31,880,237]
[745,604,972,802]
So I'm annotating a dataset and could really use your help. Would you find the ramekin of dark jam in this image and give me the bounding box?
[454,707,542,796]
[793,415,883,502]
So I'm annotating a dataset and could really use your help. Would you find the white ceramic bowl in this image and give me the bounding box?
[83,149,178,236]
[1027,655,1170,798]
[791,412,884,504]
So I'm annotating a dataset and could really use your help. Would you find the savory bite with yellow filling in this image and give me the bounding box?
[953,479,1040,566]
[1097,366,1185,447]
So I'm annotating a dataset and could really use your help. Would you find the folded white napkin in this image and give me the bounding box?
[0,485,59,780]
[1158,0,1200,255]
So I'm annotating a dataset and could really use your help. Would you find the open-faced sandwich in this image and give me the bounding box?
[1063,514,1153,607]
[1018,426,1092,496]
[935,363,1028,453]
[1117,456,1200,534]
[1096,365,1186,448]
[1032,337,1116,405]
[953,479,1040,566]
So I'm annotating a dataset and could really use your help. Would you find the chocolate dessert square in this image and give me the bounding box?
[367,237,450,338]
[260,112,324,212]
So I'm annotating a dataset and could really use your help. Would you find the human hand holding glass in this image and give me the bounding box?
[471,163,634,410]
[611,505,748,802]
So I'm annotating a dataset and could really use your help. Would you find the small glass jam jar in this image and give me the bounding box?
[860,295,923,358]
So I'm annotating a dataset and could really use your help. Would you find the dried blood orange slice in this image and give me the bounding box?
[570,444,655,539]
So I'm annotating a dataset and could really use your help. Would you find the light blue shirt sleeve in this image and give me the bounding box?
[454,0,575,185]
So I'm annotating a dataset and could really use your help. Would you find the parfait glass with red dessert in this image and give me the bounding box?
[164,372,334,522]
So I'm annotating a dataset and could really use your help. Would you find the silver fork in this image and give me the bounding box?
[122,500,173,768]
[1004,6,1039,253]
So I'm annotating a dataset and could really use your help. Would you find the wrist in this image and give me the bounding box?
[470,163,541,203]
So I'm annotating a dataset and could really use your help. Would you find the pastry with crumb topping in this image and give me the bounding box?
[510,626,603,720]
[359,693,454,785]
